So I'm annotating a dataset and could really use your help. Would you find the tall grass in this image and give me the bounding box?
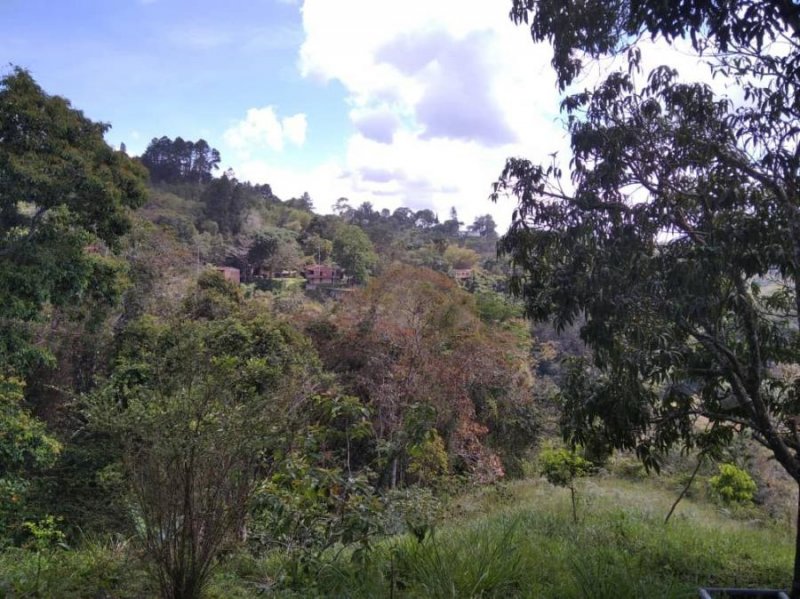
[304,478,793,598]
[0,477,793,597]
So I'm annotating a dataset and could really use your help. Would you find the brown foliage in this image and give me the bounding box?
[311,264,536,485]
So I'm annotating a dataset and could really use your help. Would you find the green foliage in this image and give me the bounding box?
[443,244,480,270]
[251,459,382,584]
[468,214,498,238]
[140,135,220,185]
[474,291,522,323]
[201,174,250,236]
[21,515,66,552]
[540,448,592,489]
[540,447,593,523]
[249,392,382,584]
[88,309,321,599]
[0,377,61,542]
[408,431,449,485]
[709,464,757,505]
[379,486,443,538]
[387,520,524,598]
[497,0,800,497]
[0,68,147,372]
[295,479,793,598]
[0,476,795,598]
[500,1,800,586]
[246,227,303,279]
[181,269,243,320]
[0,538,147,598]
[332,224,377,283]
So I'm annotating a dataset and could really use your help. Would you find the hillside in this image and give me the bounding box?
[3,68,800,599]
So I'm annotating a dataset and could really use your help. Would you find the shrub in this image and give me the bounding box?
[540,448,593,522]
[709,463,757,505]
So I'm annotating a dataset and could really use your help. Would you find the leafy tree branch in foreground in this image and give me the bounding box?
[497,0,800,594]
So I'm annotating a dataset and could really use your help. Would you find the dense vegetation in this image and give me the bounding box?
[2,0,800,595]
[0,66,543,598]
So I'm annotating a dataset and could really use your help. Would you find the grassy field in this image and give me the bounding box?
[1,475,794,598]
[280,477,793,599]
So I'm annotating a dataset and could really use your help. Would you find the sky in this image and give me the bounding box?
[1,0,714,231]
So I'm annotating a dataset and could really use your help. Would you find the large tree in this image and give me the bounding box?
[332,224,377,284]
[200,173,249,236]
[497,1,800,594]
[0,67,147,372]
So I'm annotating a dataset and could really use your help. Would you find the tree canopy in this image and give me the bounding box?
[332,224,377,284]
[0,67,148,372]
[497,1,800,594]
[139,136,221,185]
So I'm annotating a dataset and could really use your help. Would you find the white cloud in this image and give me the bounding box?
[294,0,566,230]
[235,158,354,210]
[281,113,308,147]
[223,106,307,155]
[285,0,716,232]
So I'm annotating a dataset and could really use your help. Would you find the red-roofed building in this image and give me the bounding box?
[304,264,345,289]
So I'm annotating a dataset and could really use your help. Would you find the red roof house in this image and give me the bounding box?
[304,264,345,288]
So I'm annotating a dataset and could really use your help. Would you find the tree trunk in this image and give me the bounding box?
[570,485,577,524]
[665,453,704,525]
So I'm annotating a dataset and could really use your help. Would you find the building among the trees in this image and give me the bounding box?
[304,264,346,289]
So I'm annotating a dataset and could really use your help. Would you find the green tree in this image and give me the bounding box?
[443,245,480,270]
[497,0,800,593]
[539,447,592,523]
[709,464,757,505]
[200,173,248,236]
[332,224,377,284]
[88,296,320,599]
[301,233,333,264]
[0,67,147,373]
[140,136,221,184]
[245,227,303,279]
[468,214,497,238]
[285,191,314,212]
[414,209,438,229]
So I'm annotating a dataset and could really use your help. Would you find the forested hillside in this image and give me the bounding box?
[0,68,551,597]
[3,0,800,593]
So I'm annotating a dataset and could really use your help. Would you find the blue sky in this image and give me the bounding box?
[2,0,348,165]
[1,0,711,228]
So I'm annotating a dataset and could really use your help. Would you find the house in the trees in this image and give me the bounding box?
[215,266,241,284]
[304,264,346,289]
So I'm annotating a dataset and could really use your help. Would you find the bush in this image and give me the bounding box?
[539,447,593,523]
[709,463,757,504]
